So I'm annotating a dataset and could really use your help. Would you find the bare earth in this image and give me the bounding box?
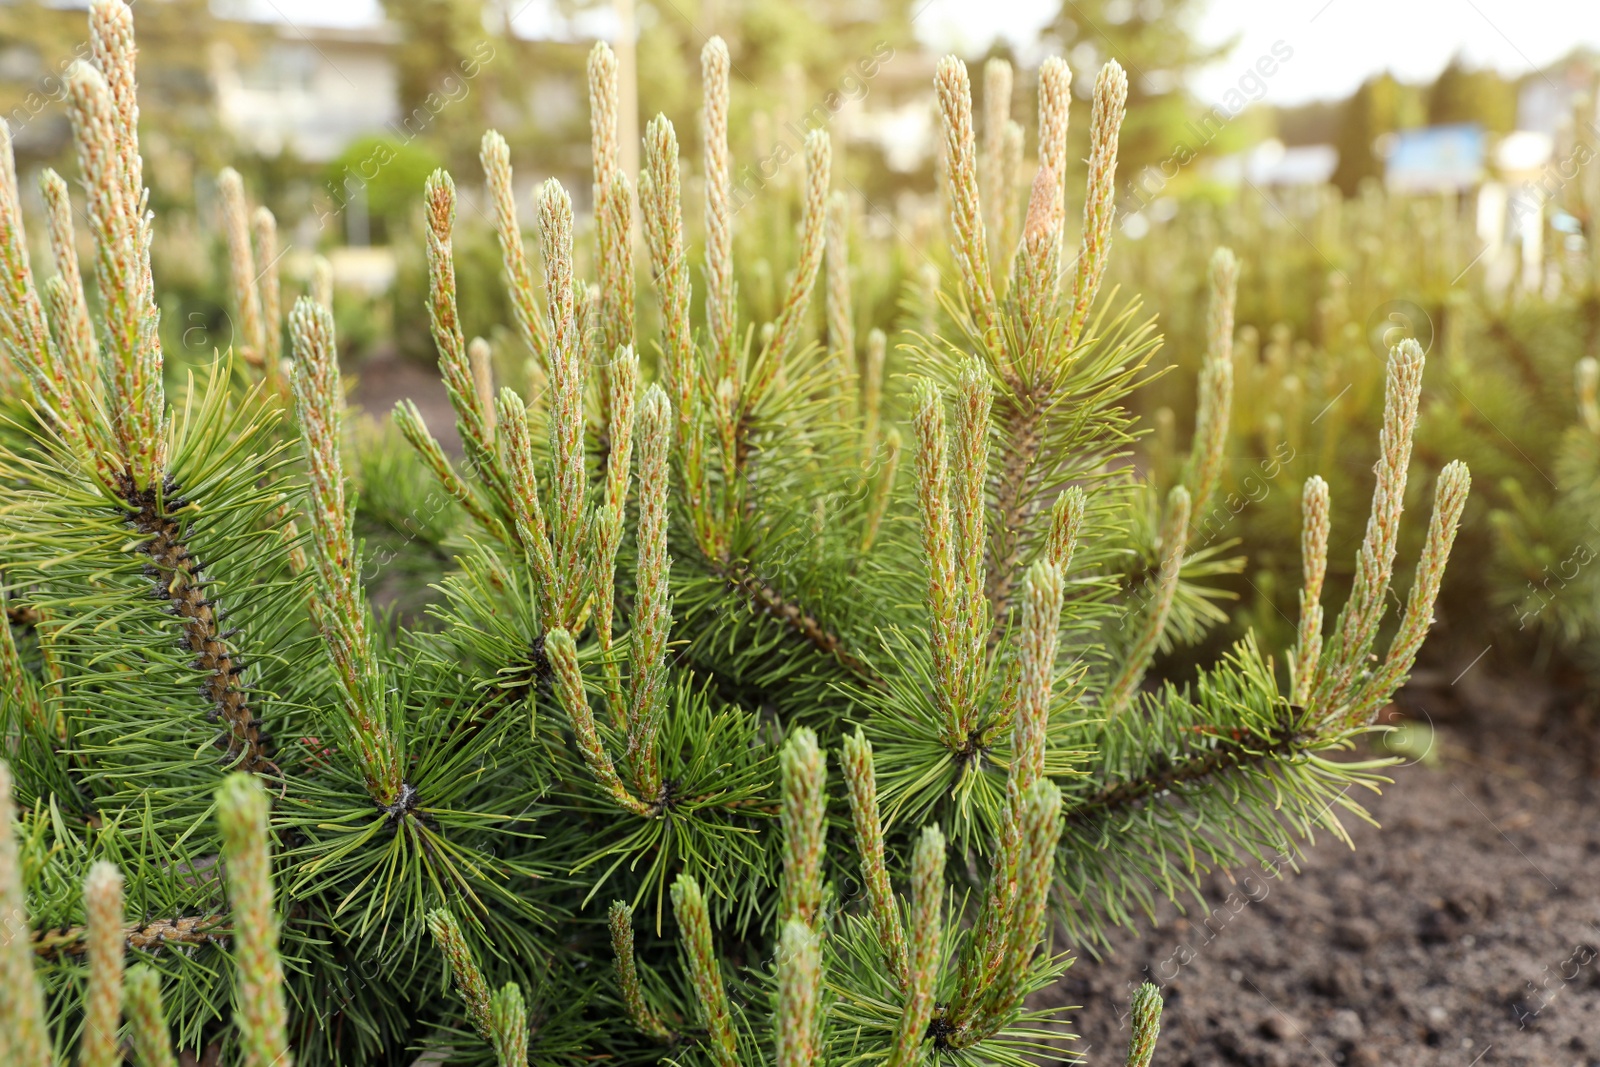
[1047,668,1600,1067]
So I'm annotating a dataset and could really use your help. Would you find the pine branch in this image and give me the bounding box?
[709,557,881,685]
[119,478,277,776]
[30,915,226,959]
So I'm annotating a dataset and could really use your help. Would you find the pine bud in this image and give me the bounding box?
[914,382,962,742]
[252,206,282,375]
[641,115,692,431]
[311,254,334,311]
[887,826,944,1067]
[291,297,401,804]
[1068,61,1128,346]
[394,398,501,536]
[702,37,735,382]
[826,191,855,366]
[1357,460,1471,718]
[841,730,907,985]
[861,427,900,555]
[219,168,264,366]
[759,130,832,383]
[81,861,126,1067]
[1316,339,1424,714]
[935,56,999,340]
[628,386,674,788]
[66,57,164,483]
[1036,57,1072,217]
[980,57,1013,269]
[998,121,1024,270]
[539,180,590,628]
[480,129,549,357]
[1185,247,1237,512]
[1293,476,1331,705]
[775,920,821,1067]
[1124,983,1163,1067]
[1046,487,1086,573]
[426,908,494,1039]
[1014,562,1064,791]
[671,874,739,1067]
[608,902,674,1041]
[123,967,178,1067]
[780,727,827,927]
[862,327,887,456]
[1104,484,1190,719]
[0,763,51,1067]
[546,629,649,816]
[38,166,97,423]
[216,774,290,1067]
[588,42,621,191]
[488,983,529,1067]
[470,337,496,435]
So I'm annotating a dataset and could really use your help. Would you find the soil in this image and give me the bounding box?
[348,347,459,451]
[1047,666,1600,1067]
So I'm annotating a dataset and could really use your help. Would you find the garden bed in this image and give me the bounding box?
[1052,667,1600,1066]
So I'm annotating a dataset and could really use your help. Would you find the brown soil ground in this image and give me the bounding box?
[1047,667,1600,1067]
[348,348,459,450]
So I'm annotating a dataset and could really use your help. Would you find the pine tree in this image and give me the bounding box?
[0,3,1470,1064]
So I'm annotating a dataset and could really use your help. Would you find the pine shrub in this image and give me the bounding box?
[1,4,1471,1064]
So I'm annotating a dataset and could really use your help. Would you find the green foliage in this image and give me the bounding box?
[325,136,445,246]
[0,4,1475,1066]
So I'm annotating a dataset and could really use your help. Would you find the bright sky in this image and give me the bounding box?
[233,0,1600,106]
[912,0,1600,105]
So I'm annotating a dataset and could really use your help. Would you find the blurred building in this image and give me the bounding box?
[210,24,402,162]
[1382,124,1485,194]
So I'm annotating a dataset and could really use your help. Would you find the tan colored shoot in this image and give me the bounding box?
[841,730,908,985]
[886,826,944,1067]
[1293,476,1331,706]
[1312,340,1426,714]
[936,57,1000,343]
[671,874,739,1067]
[219,168,266,367]
[217,774,291,1067]
[546,628,650,816]
[608,902,675,1041]
[427,908,495,1039]
[1068,61,1129,346]
[480,130,550,359]
[702,38,736,383]
[289,298,403,806]
[0,763,51,1067]
[780,728,827,928]
[1103,485,1192,718]
[81,862,125,1067]
[1185,248,1238,512]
